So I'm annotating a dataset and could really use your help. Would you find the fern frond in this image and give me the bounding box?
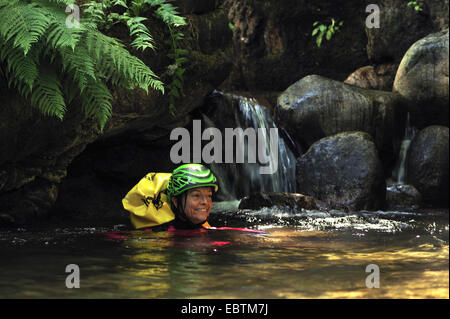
[0,0,19,9]
[36,0,83,50]
[85,29,164,93]
[57,44,96,92]
[149,1,186,27]
[1,0,171,130]
[81,79,113,131]
[0,38,38,90]
[81,1,106,28]
[30,69,67,120]
[127,16,155,51]
[0,2,51,55]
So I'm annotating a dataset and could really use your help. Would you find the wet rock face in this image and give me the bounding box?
[386,184,422,209]
[427,0,450,31]
[238,192,318,210]
[0,92,99,226]
[276,75,406,172]
[365,0,436,63]
[393,29,449,128]
[407,126,449,207]
[296,132,386,211]
[222,0,370,91]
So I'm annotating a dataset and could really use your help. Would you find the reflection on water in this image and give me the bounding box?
[0,208,448,299]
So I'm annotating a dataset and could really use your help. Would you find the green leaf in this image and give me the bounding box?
[175,57,188,65]
[113,0,128,8]
[175,68,185,77]
[316,33,323,47]
[175,48,189,55]
[30,69,67,120]
[170,86,179,98]
[0,2,51,55]
[172,78,183,89]
[0,0,179,129]
[81,79,113,131]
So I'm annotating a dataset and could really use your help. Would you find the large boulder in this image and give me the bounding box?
[296,132,386,211]
[406,125,449,207]
[393,29,449,127]
[276,75,407,173]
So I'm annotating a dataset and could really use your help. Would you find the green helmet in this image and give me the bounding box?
[167,163,218,201]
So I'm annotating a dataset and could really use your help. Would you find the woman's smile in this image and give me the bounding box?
[183,187,213,224]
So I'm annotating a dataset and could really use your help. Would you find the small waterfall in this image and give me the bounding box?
[392,112,417,184]
[202,91,297,201]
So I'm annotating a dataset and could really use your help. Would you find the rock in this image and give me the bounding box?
[366,0,435,63]
[276,75,407,173]
[222,0,369,91]
[238,192,318,210]
[296,132,386,211]
[386,184,422,209]
[344,66,381,90]
[178,0,220,14]
[0,92,99,226]
[406,125,449,207]
[393,29,449,127]
[427,0,450,31]
[344,64,398,91]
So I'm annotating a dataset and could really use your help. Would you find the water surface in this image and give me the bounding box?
[0,208,448,299]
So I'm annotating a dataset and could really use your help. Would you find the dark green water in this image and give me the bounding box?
[0,208,448,298]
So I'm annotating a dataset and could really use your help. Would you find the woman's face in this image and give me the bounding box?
[174,187,213,224]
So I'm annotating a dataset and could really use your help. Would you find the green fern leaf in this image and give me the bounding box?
[0,39,39,90]
[58,43,96,92]
[0,2,51,55]
[30,69,67,120]
[147,1,186,27]
[1,0,171,130]
[36,0,84,50]
[85,29,164,93]
[81,79,113,131]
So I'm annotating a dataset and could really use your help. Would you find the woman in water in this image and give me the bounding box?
[166,163,218,229]
[123,163,218,230]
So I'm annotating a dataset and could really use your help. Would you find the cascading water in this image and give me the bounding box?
[202,91,297,201]
[391,112,417,184]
